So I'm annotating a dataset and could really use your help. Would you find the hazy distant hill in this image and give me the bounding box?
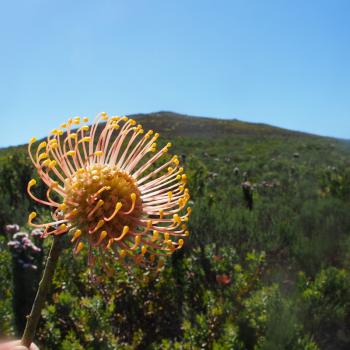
[130,111,314,139]
[0,111,330,154]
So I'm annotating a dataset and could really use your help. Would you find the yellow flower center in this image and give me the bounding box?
[63,164,142,240]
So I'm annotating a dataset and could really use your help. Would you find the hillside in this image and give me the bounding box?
[0,111,335,155]
[130,111,314,138]
[1,112,350,349]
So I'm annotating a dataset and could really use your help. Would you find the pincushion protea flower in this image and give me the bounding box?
[27,112,190,269]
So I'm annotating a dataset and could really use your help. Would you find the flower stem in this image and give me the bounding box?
[21,235,62,347]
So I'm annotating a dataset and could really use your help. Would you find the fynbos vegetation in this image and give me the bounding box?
[1,112,350,350]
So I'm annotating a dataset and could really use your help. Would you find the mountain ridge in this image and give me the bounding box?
[0,111,343,151]
[127,111,327,139]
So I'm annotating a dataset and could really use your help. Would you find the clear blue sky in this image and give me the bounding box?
[0,0,349,147]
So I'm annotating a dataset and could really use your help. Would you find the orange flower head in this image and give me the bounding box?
[27,113,190,269]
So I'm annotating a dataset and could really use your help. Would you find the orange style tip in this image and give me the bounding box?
[68,133,77,139]
[39,141,47,149]
[164,233,170,241]
[67,151,76,157]
[166,142,172,148]
[173,214,181,224]
[58,224,68,232]
[96,220,105,229]
[28,179,37,188]
[122,226,129,235]
[43,159,51,167]
[94,151,103,156]
[116,202,123,211]
[29,137,37,144]
[83,117,89,122]
[185,230,190,237]
[141,245,147,255]
[147,130,154,136]
[38,152,48,161]
[120,249,126,258]
[71,229,82,242]
[59,203,67,211]
[147,220,152,229]
[97,230,108,244]
[28,212,37,222]
[152,230,159,241]
[75,242,84,254]
[106,238,114,249]
[130,193,136,201]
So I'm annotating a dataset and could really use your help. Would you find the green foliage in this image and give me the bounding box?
[1,115,350,348]
[0,236,14,336]
[0,151,32,228]
[0,149,47,229]
[298,268,350,350]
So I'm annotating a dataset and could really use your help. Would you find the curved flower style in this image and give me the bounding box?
[27,113,190,269]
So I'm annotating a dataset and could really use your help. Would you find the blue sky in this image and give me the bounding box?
[0,0,349,147]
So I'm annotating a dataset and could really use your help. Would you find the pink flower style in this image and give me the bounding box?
[27,113,190,269]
